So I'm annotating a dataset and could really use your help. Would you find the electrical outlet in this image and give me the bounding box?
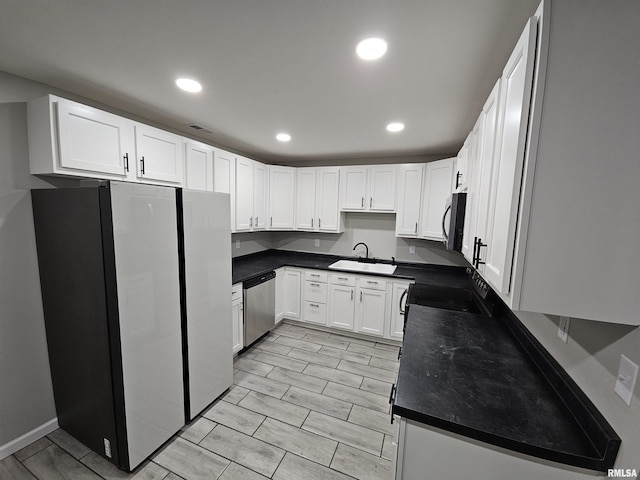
[557,316,570,343]
[314,239,320,247]
[409,245,416,254]
[615,354,638,406]
[235,240,240,249]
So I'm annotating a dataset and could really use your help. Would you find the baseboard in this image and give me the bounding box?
[0,418,59,460]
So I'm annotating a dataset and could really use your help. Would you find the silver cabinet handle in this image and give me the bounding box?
[399,289,408,315]
[250,216,253,228]
[123,153,129,173]
[360,291,363,302]
[140,156,145,175]
[361,197,364,208]
[367,280,378,285]
[310,274,320,277]
[318,218,321,229]
[351,290,354,301]
[271,217,273,227]
[256,216,258,225]
[309,283,320,287]
[337,277,348,280]
[311,218,314,228]
[310,303,319,308]
[415,222,418,234]
[370,197,373,208]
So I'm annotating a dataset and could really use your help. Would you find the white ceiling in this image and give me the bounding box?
[0,0,540,163]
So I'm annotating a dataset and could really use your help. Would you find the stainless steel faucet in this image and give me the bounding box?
[353,242,369,259]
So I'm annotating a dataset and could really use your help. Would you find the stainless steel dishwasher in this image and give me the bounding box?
[243,271,276,347]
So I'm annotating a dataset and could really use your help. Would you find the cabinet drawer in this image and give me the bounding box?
[303,301,327,325]
[305,281,328,303]
[358,276,387,291]
[330,273,356,287]
[232,283,242,302]
[305,270,328,283]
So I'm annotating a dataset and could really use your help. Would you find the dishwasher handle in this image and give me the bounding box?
[243,271,276,289]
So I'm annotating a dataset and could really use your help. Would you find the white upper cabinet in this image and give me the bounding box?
[213,149,235,232]
[295,168,317,230]
[483,18,537,295]
[234,157,267,232]
[420,158,456,241]
[268,166,296,230]
[316,167,342,232]
[234,157,254,231]
[184,140,214,191]
[134,124,184,185]
[340,165,397,212]
[28,95,136,181]
[253,162,267,230]
[459,133,476,263]
[395,164,424,237]
[295,167,343,233]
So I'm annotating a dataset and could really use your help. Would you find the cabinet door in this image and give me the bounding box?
[232,299,243,354]
[234,157,254,231]
[368,165,397,211]
[57,98,133,178]
[355,287,386,337]
[474,80,502,272]
[296,168,317,230]
[282,269,301,320]
[253,162,267,230]
[135,124,183,184]
[484,18,537,294]
[389,283,411,340]
[395,164,424,237]
[316,167,341,232]
[328,285,355,331]
[275,268,284,324]
[184,141,213,191]
[459,134,476,263]
[420,158,455,241]
[213,150,235,232]
[269,166,296,230]
[340,167,367,211]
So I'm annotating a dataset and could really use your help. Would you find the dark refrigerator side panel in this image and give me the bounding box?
[31,188,125,468]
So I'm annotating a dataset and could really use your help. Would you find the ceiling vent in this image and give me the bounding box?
[186,123,213,134]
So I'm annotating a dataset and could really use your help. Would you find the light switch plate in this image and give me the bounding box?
[409,245,416,254]
[314,239,320,247]
[235,240,240,249]
[557,316,570,343]
[615,354,638,406]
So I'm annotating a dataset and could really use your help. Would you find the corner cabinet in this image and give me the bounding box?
[268,166,296,230]
[295,167,344,233]
[340,165,397,212]
[281,268,302,320]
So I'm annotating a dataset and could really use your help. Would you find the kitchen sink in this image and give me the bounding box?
[328,259,397,275]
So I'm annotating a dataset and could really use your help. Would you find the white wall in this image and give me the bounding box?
[515,311,640,470]
[271,212,467,266]
[231,231,272,258]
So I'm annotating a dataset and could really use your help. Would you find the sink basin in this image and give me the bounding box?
[328,259,397,275]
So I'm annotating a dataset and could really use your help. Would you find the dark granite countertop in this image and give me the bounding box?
[393,304,621,472]
[232,249,471,288]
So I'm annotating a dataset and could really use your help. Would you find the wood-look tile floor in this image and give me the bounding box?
[1,322,399,480]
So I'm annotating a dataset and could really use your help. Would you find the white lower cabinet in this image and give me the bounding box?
[389,280,412,340]
[328,274,356,331]
[282,268,302,320]
[302,270,328,326]
[354,277,387,337]
[275,268,284,324]
[231,283,243,354]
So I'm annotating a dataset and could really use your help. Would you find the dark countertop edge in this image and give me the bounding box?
[232,249,467,284]
[500,308,621,470]
[391,405,614,472]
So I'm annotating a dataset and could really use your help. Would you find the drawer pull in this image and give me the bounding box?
[310,273,320,277]
[309,283,320,287]
[310,303,319,308]
[337,276,348,280]
[367,280,378,285]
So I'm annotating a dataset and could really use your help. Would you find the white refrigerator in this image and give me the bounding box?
[32,182,232,472]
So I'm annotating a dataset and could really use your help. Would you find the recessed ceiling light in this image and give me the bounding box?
[356,37,388,60]
[386,122,405,132]
[276,133,291,142]
[175,78,202,93]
